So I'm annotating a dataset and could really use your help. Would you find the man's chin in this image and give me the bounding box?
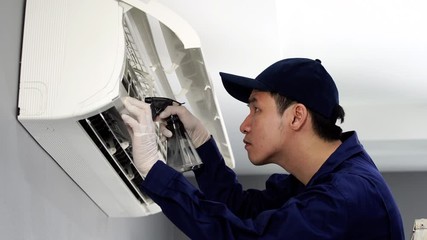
[248,157,267,166]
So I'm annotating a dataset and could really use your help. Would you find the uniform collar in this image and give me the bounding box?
[307,131,365,186]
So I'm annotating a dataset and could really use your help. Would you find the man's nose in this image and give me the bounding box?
[240,115,250,134]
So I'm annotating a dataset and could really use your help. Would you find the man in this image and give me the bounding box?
[121,58,405,239]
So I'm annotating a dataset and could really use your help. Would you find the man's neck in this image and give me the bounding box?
[287,137,342,185]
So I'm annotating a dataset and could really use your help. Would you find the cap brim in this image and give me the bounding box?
[220,72,269,103]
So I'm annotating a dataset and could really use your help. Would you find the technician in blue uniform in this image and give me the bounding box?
[121,58,405,239]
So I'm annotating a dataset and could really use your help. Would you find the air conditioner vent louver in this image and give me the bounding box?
[79,107,152,205]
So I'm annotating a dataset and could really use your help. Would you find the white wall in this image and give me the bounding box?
[0,1,176,239]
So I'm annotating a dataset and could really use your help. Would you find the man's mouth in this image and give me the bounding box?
[243,139,251,148]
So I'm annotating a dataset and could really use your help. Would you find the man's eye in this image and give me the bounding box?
[254,107,260,112]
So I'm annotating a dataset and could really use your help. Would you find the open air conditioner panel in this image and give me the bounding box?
[18,0,234,217]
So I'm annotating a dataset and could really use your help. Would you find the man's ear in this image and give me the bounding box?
[290,103,308,130]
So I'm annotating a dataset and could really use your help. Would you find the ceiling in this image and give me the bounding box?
[154,0,427,174]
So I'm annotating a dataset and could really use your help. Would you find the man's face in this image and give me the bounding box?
[240,90,289,165]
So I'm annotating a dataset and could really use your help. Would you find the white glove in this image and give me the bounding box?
[121,97,164,177]
[158,105,210,148]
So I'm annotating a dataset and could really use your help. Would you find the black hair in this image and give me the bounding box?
[308,105,345,141]
[270,92,345,141]
[270,92,295,114]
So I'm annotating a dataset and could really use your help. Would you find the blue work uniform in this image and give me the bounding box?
[140,131,405,239]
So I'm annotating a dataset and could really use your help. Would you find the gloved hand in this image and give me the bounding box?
[158,105,210,148]
[121,97,164,177]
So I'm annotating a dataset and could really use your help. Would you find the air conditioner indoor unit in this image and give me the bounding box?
[18,0,234,217]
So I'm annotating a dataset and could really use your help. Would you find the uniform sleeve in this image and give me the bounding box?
[140,161,349,239]
[193,138,302,218]
[140,162,259,239]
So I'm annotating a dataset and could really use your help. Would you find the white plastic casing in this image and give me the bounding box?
[18,0,234,217]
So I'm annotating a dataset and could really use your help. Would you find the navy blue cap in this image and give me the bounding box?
[220,58,339,120]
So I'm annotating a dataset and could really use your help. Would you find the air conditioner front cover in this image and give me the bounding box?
[18,0,234,217]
